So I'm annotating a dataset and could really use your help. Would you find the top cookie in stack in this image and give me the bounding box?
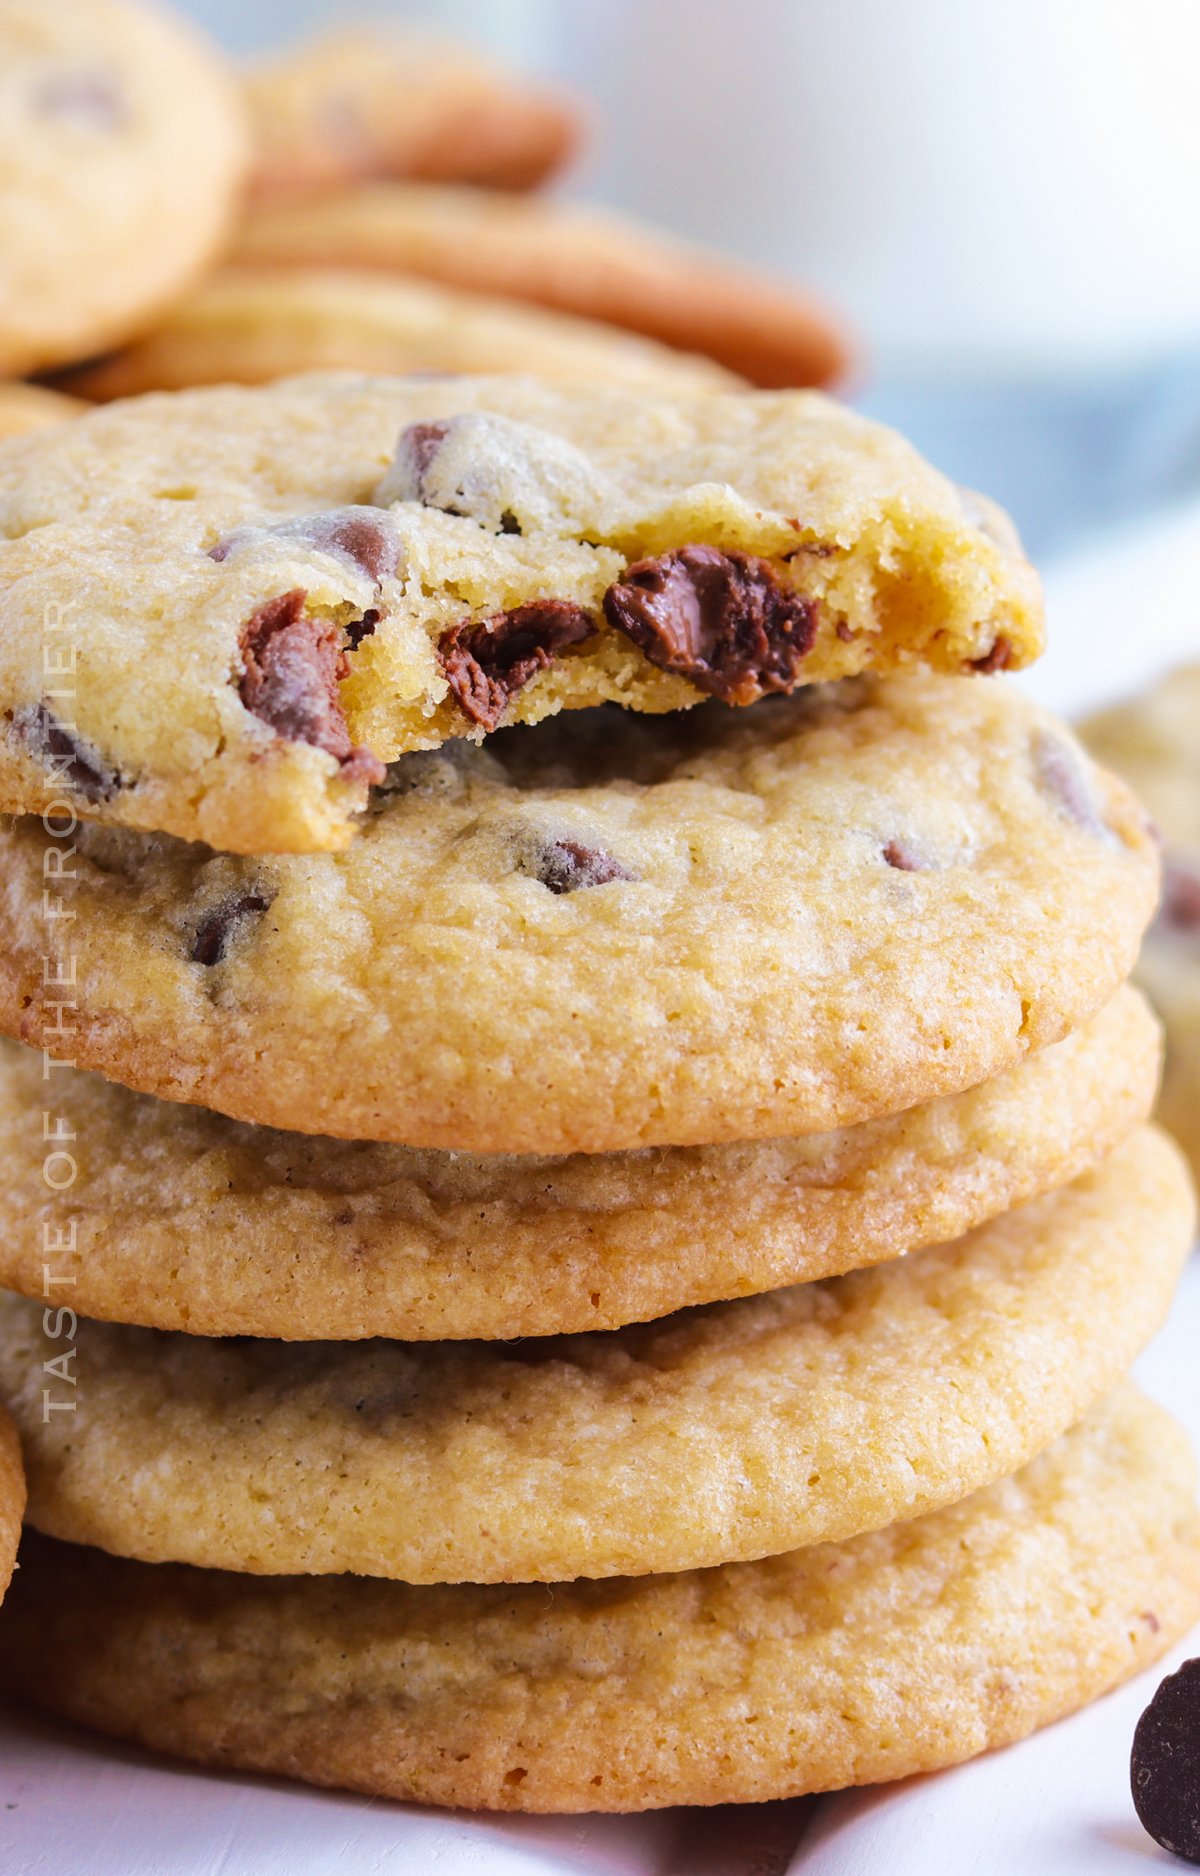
[0,376,1040,854]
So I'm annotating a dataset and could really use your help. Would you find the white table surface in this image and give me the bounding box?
[3,504,1199,1876]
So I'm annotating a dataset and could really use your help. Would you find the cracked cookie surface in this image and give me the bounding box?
[0,374,1041,854]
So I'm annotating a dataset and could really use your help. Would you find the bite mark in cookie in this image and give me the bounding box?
[190,893,273,967]
[438,601,594,731]
[12,703,120,803]
[238,590,384,784]
[603,546,819,705]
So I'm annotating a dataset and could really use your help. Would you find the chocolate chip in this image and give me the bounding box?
[238,590,384,784]
[438,602,595,731]
[533,839,637,894]
[12,703,119,802]
[34,70,126,131]
[190,894,272,967]
[1032,728,1107,837]
[1158,857,1200,936]
[1132,1657,1200,1862]
[882,838,926,872]
[969,635,1013,674]
[345,608,379,652]
[398,422,451,496]
[210,507,399,583]
[603,546,819,705]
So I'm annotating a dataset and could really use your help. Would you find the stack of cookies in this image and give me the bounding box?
[0,374,1194,1814]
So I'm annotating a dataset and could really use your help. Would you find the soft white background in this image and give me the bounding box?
[5,4,1200,1869]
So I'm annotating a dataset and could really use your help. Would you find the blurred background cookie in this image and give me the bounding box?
[0,0,248,377]
[243,20,580,205]
[1082,663,1200,1180]
[0,381,86,439]
[54,267,743,399]
[232,181,853,388]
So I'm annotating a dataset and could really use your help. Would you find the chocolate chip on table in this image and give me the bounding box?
[238,589,384,785]
[209,507,400,583]
[603,546,819,705]
[1159,858,1200,936]
[533,839,637,894]
[12,702,119,802]
[438,601,595,731]
[1032,727,1107,837]
[969,635,1013,673]
[190,894,273,967]
[1131,1657,1200,1862]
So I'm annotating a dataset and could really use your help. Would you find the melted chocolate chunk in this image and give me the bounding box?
[34,69,126,131]
[399,422,452,496]
[1159,857,1200,936]
[13,703,119,802]
[238,590,384,784]
[1132,1657,1200,1862]
[190,893,272,967]
[882,838,927,872]
[969,635,1013,674]
[603,546,819,705]
[534,839,637,894]
[1032,728,1107,837]
[210,507,399,583]
[438,601,594,731]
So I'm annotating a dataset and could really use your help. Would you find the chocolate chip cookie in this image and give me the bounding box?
[233,180,851,388]
[0,1129,1187,1582]
[0,988,1160,1339]
[0,375,1042,854]
[55,266,743,403]
[0,0,248,377]
[1,1388,1194,1809]
[0,676,1155,1153]
[243,22,579,205]
[1083,663,1200,1178]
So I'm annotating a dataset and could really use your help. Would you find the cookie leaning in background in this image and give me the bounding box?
[0,678,1157,1152]
[0,0,248,378]
[0,375,1042,854]
[55,268,741,401]
[0,1128,1188,1583]
[0,988,1159,1340]
[232,182,851,388]
[1082,663,1200,1180]
[1,1389,1196,1811]
[0,382,87,440]
[243,22,580,204]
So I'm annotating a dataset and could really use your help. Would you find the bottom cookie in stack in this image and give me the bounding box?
[0,1388,1196,1812]
[0,1406,22,1610]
